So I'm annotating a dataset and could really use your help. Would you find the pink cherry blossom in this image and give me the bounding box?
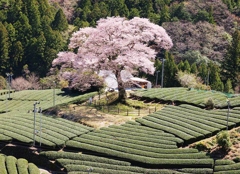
[52,16,173,101]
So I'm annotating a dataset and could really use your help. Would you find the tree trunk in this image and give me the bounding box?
[115,70,127,103]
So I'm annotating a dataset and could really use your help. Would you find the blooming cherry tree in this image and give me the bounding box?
[52,16,173,102]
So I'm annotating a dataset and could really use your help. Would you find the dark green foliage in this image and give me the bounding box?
[164,52,179,87]
[222,29,240,88]
[0,0,67,77]
[224,79,234,93]
[208,6,215,24]
[183,60,191,73]
[0,22,9,74]
[194,10,210,23]
[216,131,232,150]
[191,62,198,74]
[205,97,215,109]
[52,9,68,31]
[170,2,192,21]
[198,63,208,84]
[178,61,185,72]
[209,62,224,91]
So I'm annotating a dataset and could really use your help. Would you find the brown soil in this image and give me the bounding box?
[188,127,240,160]
[58,104,154,129]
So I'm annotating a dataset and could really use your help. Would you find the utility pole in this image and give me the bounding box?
[39,107,42,147]
[33,101,40,146]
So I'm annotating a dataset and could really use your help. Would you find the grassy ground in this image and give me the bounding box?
[189,127,240,161]
[51,91,165,128]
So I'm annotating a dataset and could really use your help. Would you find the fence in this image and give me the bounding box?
[83,99,157,116]
[99,105,157,116]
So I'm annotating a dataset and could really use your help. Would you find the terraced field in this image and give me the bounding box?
[0,113,93,148]
[132,87,240,108]
[0,89,97,113]
[136,104,240,144]
[40,151,213,173]
[1,88,240,173]
[0,154,40,174]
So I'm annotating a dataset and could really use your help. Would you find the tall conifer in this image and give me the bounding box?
[222,29,240,88]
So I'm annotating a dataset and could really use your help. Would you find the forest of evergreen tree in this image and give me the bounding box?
[0,0,240,93]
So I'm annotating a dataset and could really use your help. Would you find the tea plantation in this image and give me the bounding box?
[0,88,240,173]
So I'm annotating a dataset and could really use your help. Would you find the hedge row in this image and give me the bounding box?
[40,151,131,166]
[0,155,7,174]
[136,118,195,141]
[143,116,204,138]
[65,164,185,174]
[214,162,240,171]
[3,115,92,135]
[150,112,211,135]
[86,132,178,149]
[0,113,93,146]
[28,163,40,174]
[3,116,76,138]
[95,127,181,144]
[58,159,184,173]
[0,123,62,147]
[167,105,236,126]
[108,124,173,137]
[156,108,220,132]
[0,90,98,115]
[69,138,208,159]
[0,128,32,144]
[17,158,28,174]
[66,141,214,167]
[58,159,211,174]
[0,134,12,141]
[120,122,165,133]
[6,156,18,174]
[178,104,240,122]
[74,135,197,154]
[99,126,177,139]
[92,129,181,145]
[177,168,213,174]
[163,106,233,130]
[215,160,236,165]
[0,154,40,174]
[151,111,215,136]
[132,87,231,107]
[214,171,240,174]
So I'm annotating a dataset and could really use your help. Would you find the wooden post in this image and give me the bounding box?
[138,109,140,116]
[127,109,128,116]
